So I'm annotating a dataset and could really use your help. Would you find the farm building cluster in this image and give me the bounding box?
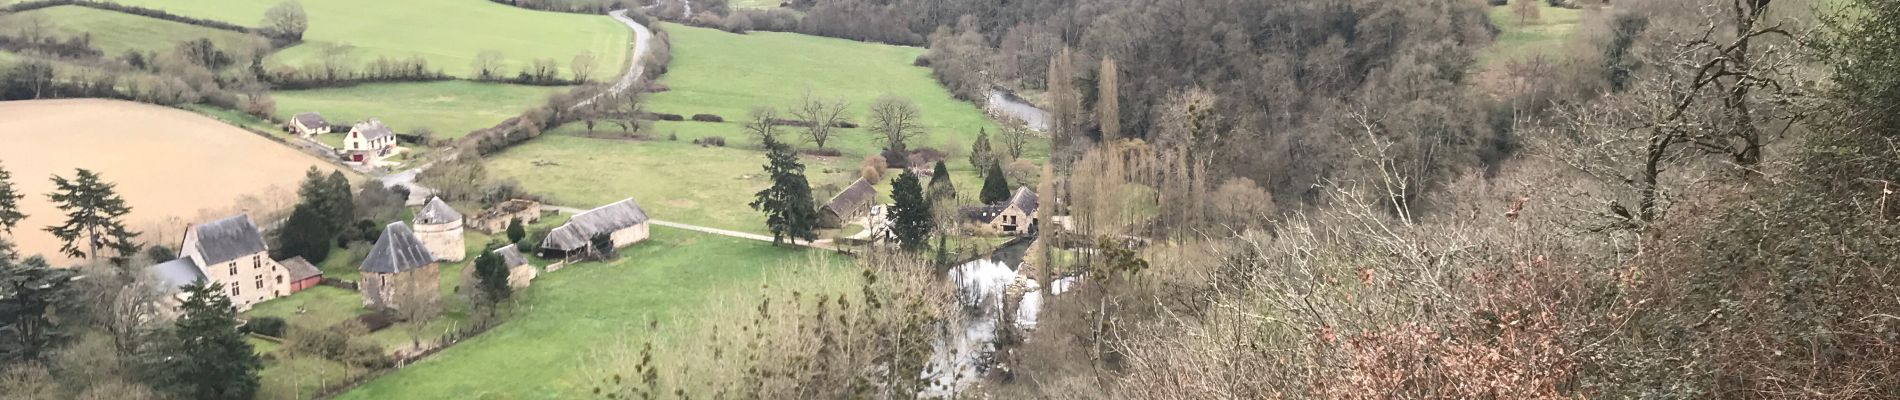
[141,195,656,314]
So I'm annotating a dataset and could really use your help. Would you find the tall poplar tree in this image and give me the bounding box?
[750,135,819,245]
[44,169,140,263]
[1098,58,1121,141]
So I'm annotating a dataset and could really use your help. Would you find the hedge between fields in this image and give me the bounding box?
[2,0,254,34]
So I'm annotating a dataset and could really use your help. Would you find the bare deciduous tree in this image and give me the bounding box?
[867,95,925,152]
[788,89,850,149]
[570,51,597,83]
[260,0,308,41]
[470,50,504,80]
[743,106,781,143]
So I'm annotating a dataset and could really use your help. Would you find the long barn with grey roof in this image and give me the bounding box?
[360,222,442,310]
[540,198,650,261]
[818,178,877,229]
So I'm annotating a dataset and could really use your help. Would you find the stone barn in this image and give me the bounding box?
[466,199,542,234]
[412,197,466,262]
[817,178,876,229]
[495,244,537,288]
[539,198,650,262]
[360,222,442,311]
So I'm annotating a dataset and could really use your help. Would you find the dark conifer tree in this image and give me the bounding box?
[472,244,511,302]
[750,135,820,245]
[979,160,1011,205]
[0,241,77,364]
[161,281,262,400]
[44,169,140,263]
[506,217,527,244]
[0,163,24,235]
[887,170,933,251]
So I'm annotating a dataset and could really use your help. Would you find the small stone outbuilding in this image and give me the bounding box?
[466,199,542,234]
[360,222,441,311]
[280,256,323,293]
[495,244,537,288]
[412,197,466,262]
[540,198,650,262]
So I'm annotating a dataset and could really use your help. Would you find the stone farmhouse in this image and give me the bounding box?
[360,222,442,311]
[413,197,466,262]
[540,198,650,262]
[289,112,330,136]
[343,119,398,164]
[466,199,541,234]
[494,244,537,288]
[142,214,291,311]
[818,178,876,229]
[963,186,1040,235]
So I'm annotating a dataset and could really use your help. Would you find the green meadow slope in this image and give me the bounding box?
[274,81,573,139]
[0,6,263,56]
[113,0,629,78]
[646,25,1014,158]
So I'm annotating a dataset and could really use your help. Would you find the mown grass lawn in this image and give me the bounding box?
[113,0,630,79]
[274,81,572,139]
[0,6,264,57]
[1482,2,1588,66]
[335,226,848,399]
[646,25,1031,162]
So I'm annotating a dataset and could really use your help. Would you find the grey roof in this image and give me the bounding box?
[352,119,395,141]
[281,256,321,281]
[361,222,436,274]
[962,204,1004,222]
[414,197,463,225]
[543,198,649,251]
[1008,186,1039,214]
[493,244,528,269]
[146,258,204,293]
[293,112,328,128]
[823,178,877,216]
[190,214,269,265]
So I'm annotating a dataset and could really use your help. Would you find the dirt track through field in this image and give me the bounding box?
[0,99,340,265]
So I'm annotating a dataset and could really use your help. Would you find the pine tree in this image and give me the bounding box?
[43,169,140,263]
[274,204,329,263]
[0,241,77,364]
[969,129,994,169]
[749,135,820,246]
[0,163,25,235]
[928,160,955,202]
[162,281,261,400]
[506,217,526,244]
[324,171,354,234]
[472,245,511,302]
[980,161,1011,205]
[888,170,933,251]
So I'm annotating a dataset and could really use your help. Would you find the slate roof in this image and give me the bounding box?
[494,244,528,269]
[352,119,395,141]
[543,198,649,251]
[361,222,436,274]
[414,197,463,225]
[190,214,269,266]
[1007,186,1039,214]
[281,256,321,282]
[962,204,1005,223]
[293,112,328,129]
[146,258,204,293]
[823,178,877,216]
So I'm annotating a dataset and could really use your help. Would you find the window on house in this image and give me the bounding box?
[232,286,240,296]
[253,256,261,269]
[277,276,283,284]
[229,264,237,275]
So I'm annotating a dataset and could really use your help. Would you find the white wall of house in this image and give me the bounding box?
[180,230,291,311]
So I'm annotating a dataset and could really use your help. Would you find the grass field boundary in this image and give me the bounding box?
[2,0,253,34]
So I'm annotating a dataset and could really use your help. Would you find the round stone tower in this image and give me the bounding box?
[412,196,466,262]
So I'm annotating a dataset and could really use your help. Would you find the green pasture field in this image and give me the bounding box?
[0,6,264,58]
[274,81,572,139]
